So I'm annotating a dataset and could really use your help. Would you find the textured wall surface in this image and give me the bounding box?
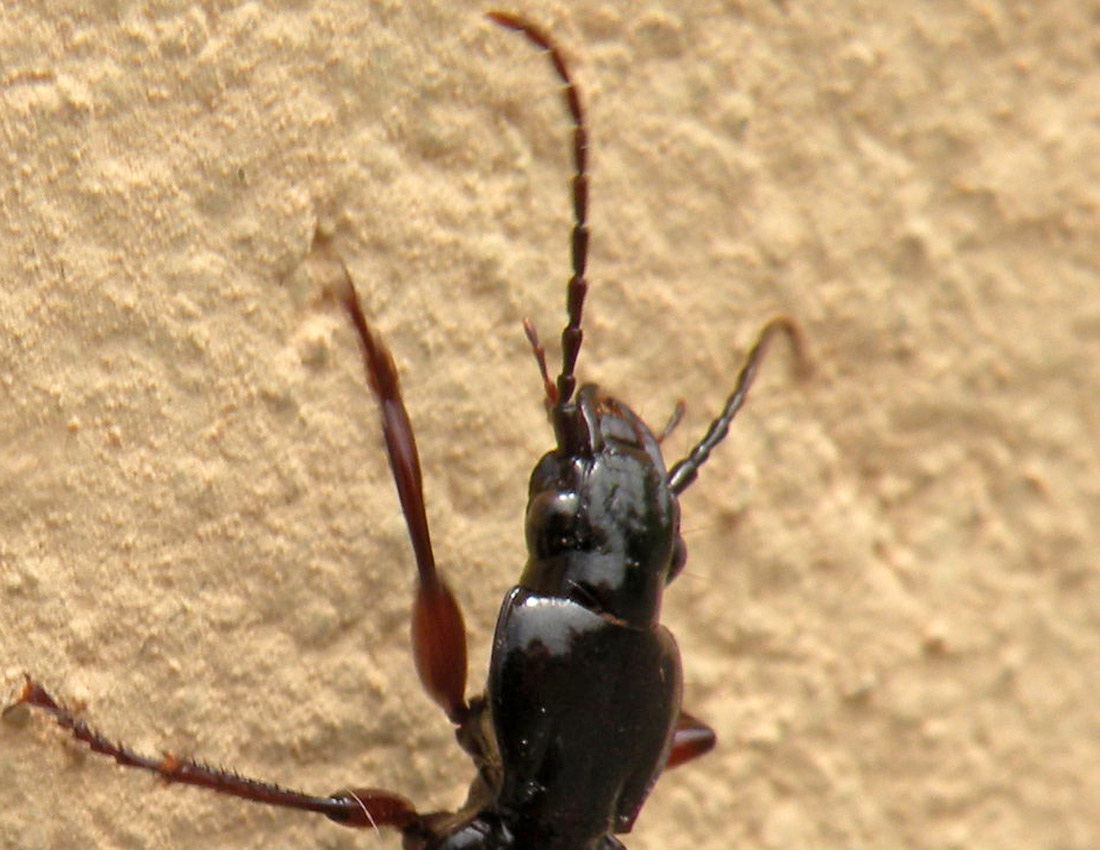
[2,2,1098,849]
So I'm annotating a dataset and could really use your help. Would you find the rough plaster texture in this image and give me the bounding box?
[2,2,1099,849]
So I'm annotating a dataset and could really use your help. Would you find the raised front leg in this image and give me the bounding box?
[333,268,470,725]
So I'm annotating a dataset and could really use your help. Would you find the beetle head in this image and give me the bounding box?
[521,385,686,627]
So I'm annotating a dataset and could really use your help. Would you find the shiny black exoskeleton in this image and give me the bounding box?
[483,388,686,850]
[7,12,805,850]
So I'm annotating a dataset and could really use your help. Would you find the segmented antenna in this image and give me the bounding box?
[667,317,809,494]
[488,12,589,408]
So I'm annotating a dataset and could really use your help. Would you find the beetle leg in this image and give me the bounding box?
[664,710,717,769]
[333,269,470,725]
[4,676,420,829]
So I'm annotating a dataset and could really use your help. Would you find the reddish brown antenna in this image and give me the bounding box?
[488,12,590,409]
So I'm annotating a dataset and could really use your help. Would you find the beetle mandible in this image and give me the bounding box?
[7,12,807,850]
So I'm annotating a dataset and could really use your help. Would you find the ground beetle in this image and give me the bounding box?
[7,12,807,850]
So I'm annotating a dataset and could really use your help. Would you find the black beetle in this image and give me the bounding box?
[7,12,806,850]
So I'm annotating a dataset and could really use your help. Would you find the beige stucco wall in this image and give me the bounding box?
[2,2,1098,849]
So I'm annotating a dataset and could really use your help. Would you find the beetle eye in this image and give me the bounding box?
[527,491,583,559]
[666,537,687,583]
